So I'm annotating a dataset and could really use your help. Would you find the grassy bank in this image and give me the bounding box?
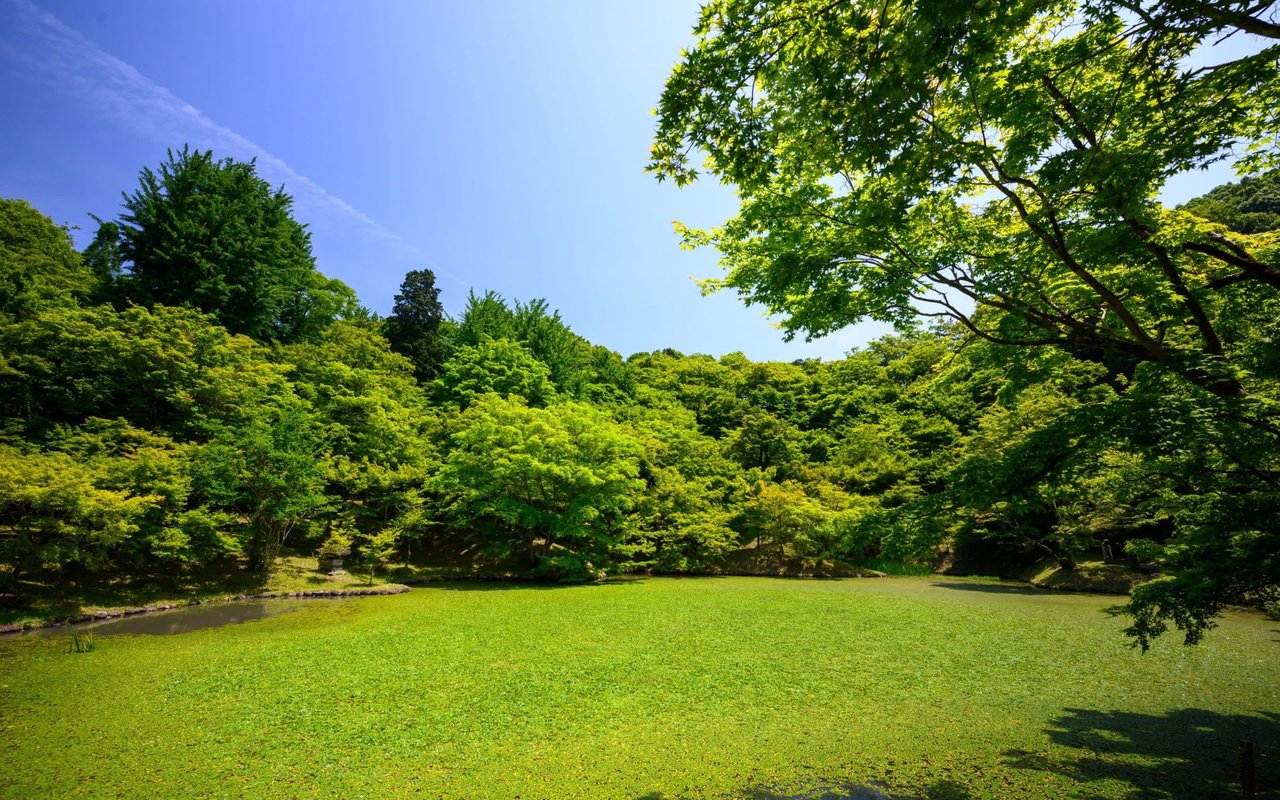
[1,576,1276,799]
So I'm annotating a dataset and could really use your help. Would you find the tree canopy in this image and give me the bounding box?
[651,0,1280,645]
[650,0,1280,397]
[87,146,358,343]
[432,394,644,581]
[0,198,94,317]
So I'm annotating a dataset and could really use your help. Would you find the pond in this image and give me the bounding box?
[23,598,351,638]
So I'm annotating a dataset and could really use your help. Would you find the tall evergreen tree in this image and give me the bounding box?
[384,268,447,382]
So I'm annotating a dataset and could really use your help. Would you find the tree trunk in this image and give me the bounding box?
[246,519,284,573]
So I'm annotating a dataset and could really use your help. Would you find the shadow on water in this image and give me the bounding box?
[738,782,970,800]
[636,709,1278,799]
[1005,707,1280,799]
[636,780,971,799]
[928,580,1046,596]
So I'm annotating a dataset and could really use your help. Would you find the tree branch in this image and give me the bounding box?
[1040,72,1226,355]
[1185,239,1280,288]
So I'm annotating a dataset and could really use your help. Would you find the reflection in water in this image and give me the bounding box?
[27,599,347,638]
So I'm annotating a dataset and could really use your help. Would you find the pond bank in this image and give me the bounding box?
[0,583,409,635]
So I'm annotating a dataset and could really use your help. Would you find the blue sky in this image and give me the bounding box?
[0,0,1252,361]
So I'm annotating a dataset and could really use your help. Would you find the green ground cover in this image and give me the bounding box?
[0,577,1276,799]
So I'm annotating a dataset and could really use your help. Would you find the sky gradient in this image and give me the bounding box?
[0,0,1251,360]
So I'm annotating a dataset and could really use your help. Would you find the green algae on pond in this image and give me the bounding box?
[0,576,1276,800]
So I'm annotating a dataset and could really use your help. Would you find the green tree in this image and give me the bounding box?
[628,351,745,436]
[91,146,357,342]
[651,0,1280,396]
[280,322,435,559]
[738,480,832,554]
[0,304,289,440]
[617,403,747,571]
[432,336,557,409]
[0,445,158,586]
[1180,169,1280,235]
[723,410,802,475]
[432,395,644,581]
[582,344,638,405]
[1091,370,1280,647]
[453,290,603,397]
[736,359,809,423]
[42,418,239,568]
[952,360,1118,570]
[508,298,592,396]
[453,289,518,345]
[384,268,448,382]
[0,198,94,318]
[1110,1,1280,42]
[195,401,327,573]
[651,0,1280,643]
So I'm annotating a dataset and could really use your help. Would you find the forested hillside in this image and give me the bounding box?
[2,147,1277,646]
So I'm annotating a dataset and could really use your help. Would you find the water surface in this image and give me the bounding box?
[26,598,348,638]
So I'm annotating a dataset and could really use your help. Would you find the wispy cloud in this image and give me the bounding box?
[0,0,467,292]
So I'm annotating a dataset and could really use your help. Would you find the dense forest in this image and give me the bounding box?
[1,143,1277,647]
